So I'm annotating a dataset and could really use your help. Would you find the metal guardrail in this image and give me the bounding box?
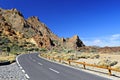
[41,54,120,76]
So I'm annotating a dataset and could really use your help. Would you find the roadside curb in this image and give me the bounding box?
[0,61,10,66]
[16,54,30,79]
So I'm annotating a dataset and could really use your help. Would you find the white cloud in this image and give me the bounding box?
[93,39,102,45]
[82,34,120,47]
[110,34,120,40]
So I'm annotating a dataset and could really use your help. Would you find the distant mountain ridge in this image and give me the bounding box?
[0,8,85,50]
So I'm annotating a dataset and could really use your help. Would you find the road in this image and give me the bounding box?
[17,53,111,80]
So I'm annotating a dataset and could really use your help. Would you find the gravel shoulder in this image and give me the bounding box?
[0,62,27,80]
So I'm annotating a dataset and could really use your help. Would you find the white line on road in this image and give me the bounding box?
[49,68,60,74]
[20,66,23,69]
[22,70,25,73]
[16,54,30,79]
[38,62,43,65]
[16,56,20,67]
[25,74,30,79]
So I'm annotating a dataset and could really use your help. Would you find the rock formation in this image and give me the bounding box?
[0,8,85,50]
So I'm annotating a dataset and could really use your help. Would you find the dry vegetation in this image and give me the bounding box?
[41,50,120,70]
[0,53,16,63]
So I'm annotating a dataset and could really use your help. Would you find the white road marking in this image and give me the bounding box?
[16,56,20,67]
[25,74,30,79]
[22,70,25,73]
[38,62,43,65]
[49,68,60,74]
[16,54,30,79]
[20,66,23,69]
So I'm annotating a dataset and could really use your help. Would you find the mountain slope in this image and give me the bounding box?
[0,8,85,50]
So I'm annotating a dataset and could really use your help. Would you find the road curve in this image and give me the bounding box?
[17,53,111,80]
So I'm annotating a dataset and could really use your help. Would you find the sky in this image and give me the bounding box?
[0,0,120,47]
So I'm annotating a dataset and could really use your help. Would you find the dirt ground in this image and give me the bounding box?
[77,53,120,68]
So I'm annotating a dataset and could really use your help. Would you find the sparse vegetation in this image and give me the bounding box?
[0,54,16,63]
[0,35,39,64]
[40,48,47,52]
[114,66,120,70]
[40,50,120,72]
[77,53,100,59]
[40,51,120,77]
[97,59,118,67]
[41,50,100,61]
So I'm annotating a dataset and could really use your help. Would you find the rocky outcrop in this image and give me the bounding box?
[59,35,85,49]
[33,34,54,49]
[0,8,85,50]
[66,35,85,49]
[27,16,59,40]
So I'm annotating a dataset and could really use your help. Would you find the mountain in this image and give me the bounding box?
[0,8,85,52]
[78,46,120,54]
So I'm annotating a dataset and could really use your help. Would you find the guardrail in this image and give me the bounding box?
[41,54,120,76]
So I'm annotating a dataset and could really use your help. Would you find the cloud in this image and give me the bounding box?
[93,39,102,45]
[110,34,120,40]
[82,34,120,47]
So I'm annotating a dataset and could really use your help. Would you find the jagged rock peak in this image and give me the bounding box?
[71,35,79,40]
[27,16,40,22]
[1,8,24,17]
[66,35,85,49]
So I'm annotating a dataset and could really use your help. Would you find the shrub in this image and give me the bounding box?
[77,53,90,59]
[0,54,16,63]
[90,54,100,59]
[97,59,118,67]
[40,48,47,52]
[77,53,100,59]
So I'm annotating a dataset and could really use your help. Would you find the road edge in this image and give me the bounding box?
[16,54,30,79]
[39,54,114,80]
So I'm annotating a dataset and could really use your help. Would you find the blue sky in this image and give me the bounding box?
[0,0,120,47]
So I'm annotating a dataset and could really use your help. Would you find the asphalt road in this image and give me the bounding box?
[17,53,111,80]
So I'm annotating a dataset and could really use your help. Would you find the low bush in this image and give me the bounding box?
[97,59,118,67]
[114,66,120,70]
[77,53,100,59]
[0,54,16,63]
[90,54,100,59]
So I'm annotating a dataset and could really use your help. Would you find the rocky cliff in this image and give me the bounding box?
[0,8,85,50]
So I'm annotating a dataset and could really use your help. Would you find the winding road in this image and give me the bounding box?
[17,53,111,80]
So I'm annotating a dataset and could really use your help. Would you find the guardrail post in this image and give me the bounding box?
[83,62,86,69]
[48,56,50,60]
[45,55,47,58]
[68,60,71,65]
[53,57,54,61]
[59,58,61,63]
[108,67,112,76]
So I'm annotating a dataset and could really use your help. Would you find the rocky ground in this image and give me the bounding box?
[0,62,27,80]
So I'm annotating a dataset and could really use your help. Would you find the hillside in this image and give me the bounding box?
[78,46,120,54]
[0,8,85,54]
[1,8,120,55]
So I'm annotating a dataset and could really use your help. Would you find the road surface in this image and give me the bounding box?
[17,53,111,80]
